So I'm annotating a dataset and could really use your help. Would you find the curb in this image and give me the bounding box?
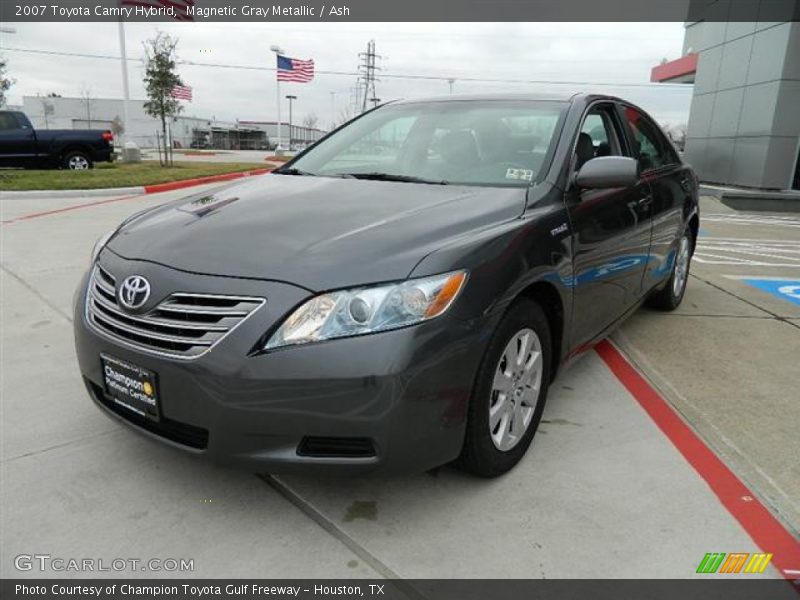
[142,168,271,194]
[1,186,144,200]
[700,184,800,213]
[1,168,272,200]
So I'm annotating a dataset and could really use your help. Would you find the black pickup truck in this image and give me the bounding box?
[0,110,114,169]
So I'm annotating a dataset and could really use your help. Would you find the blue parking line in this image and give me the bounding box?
[742,279,800,307]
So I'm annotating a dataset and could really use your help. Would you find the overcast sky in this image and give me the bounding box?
[3,22,694,128]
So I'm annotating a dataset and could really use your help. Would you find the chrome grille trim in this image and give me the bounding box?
[85,265,265,360]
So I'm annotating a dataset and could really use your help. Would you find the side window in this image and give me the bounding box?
[0,113,20,131]
[575,105,622,170]
[621,106,677,171]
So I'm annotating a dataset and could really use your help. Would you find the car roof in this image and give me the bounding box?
[391,92,619,105]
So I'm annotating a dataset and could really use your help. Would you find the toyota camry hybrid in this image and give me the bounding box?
[74,93,699,477]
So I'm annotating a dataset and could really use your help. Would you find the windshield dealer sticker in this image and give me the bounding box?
[506,168,534,181]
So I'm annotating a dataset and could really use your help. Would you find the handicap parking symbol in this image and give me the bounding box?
[742,279,800,307]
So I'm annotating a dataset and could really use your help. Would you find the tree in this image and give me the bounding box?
[662,122,688,152]
[336,106,355,128]
[142,32,184,166]
[79,83,94,128]
[111,115,125,138]
[670,123,688,152]
[39,96,55,129]
[302,113,319,131]
[0,56,14,107]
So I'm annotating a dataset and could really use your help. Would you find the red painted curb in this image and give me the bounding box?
[595,339,800,587]
[142,168,271,194]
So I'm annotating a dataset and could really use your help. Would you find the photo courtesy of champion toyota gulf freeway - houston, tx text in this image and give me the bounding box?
[74,93,699,477]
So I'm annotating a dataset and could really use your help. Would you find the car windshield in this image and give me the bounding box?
[282,100,566,187]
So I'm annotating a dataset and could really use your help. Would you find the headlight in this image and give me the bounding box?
[90,229,116,263]
[265,270,467,350]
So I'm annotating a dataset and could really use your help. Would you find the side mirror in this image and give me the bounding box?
[574,156,640,189]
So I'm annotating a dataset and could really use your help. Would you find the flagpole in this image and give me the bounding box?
[270,45,284,151]
[117,20,131,147]
[276,79,282,150]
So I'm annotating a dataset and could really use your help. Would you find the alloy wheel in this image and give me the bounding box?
[489,327,543,452]
[673,234,690,297]
[68,155,90,170]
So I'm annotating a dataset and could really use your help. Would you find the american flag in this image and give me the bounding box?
[277,55,315,83]
[120,0,194,21]
[170,84,193,101]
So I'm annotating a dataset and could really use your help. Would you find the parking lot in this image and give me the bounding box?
[1,181,799,581]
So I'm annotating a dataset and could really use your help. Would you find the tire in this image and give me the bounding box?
[459,298,552,477]
[62,150,93,170]
[647,226,693,311]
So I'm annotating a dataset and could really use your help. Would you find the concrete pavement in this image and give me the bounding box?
[1,186,797,579]
[613,195,800,535]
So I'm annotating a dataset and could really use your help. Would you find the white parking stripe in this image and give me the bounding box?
[695,237,800,267]
[702,214,800,228]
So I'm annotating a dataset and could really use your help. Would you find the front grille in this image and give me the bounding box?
[86,265,264,359]
[87,380,209,449]
[297,436,377,458]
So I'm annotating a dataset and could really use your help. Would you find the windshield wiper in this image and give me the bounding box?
[272,167,316,176]
[274,168,357,179]
[343,172,448,185]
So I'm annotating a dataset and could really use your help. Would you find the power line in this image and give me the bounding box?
[1,46,694,90]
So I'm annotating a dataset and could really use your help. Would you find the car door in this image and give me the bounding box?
[617,104,692,292]
[565,102,653,350]
[0,112,37,166]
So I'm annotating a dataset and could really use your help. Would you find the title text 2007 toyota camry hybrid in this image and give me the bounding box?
[74,93,699,477]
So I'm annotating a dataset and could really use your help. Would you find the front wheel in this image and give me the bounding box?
[459,299,552,477]
[647,227,693,311]
[62,150,93,170]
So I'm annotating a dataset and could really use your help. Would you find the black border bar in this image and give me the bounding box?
[2,0,800,22]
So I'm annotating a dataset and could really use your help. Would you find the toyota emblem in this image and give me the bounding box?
[119,275,151,310]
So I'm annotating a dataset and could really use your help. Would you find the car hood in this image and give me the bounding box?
[108,174,527,291]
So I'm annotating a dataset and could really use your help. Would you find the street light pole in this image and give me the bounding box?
[117,21,131,146]
[269,45,284,150]
[286,94,297,149]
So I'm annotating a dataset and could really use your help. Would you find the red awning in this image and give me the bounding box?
[650,53,698,83]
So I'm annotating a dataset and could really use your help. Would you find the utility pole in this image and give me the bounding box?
[286,94,297,149]
[329,91,336,129]
[349,84,361,116]
[357,39,381,113]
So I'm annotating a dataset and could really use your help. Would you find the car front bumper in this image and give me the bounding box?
[73,256,491,474]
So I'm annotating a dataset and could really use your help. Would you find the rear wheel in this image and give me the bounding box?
[459,299,551,477]
[62,150,93,170]
[647,226,692,311]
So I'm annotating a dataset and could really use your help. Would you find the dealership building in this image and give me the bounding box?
[18,95,326,150]
[653,20,800,191]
